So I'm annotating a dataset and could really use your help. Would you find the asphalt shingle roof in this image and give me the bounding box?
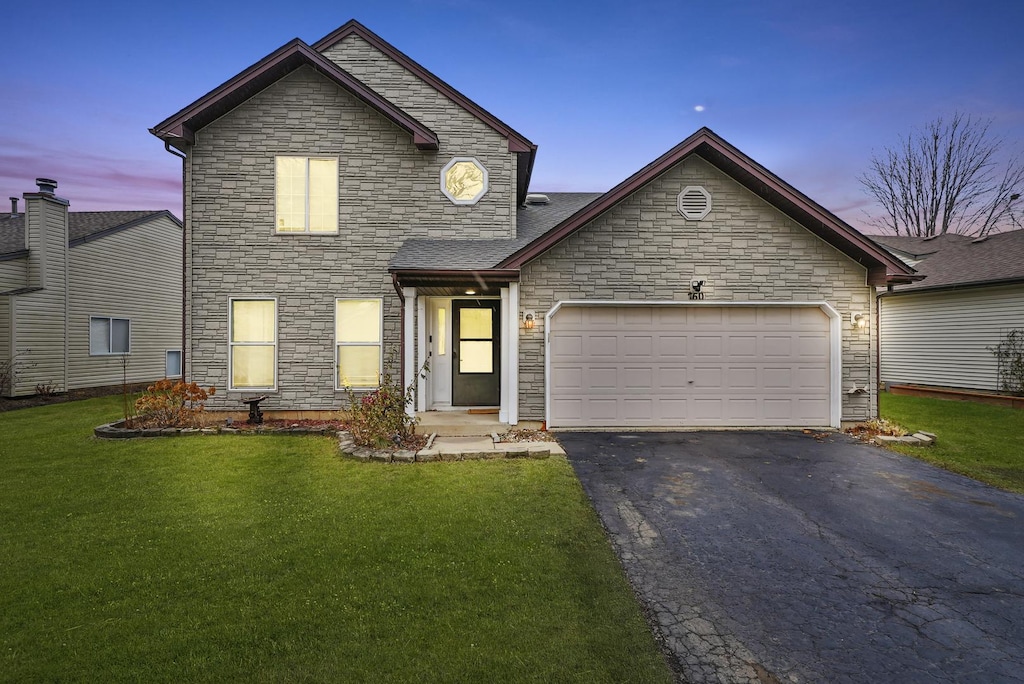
[388,192,603,270]
[872,230,1024,292]
[0,211,172,257]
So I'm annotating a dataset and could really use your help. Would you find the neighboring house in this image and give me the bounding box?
[873,231,1024,392]
[150,20,916,429]
[0,179,183,397]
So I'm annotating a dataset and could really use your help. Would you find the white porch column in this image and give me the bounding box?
[402,287,416,418]
[416,295,427,412]
[504,282,520,425]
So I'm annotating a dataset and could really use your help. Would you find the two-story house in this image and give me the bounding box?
[151,20,916,429]
[1,179,182,397]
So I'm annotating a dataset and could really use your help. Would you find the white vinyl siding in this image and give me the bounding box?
[67,214,182,391]
[275,156,339,233]
[89,317,130,355]
[230,298,277,390]
[336,298,382,388]
[880,285,1024,391]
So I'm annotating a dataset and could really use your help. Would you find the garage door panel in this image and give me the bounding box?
[623,367,654,389]
[549,305,832,427]
[693,336,723,357]
[728,367,758,388]
[551,334,583,358]
[589,336,618,357]
[728,335,758,357]
[623,336,653,357]
[657,335,688,356]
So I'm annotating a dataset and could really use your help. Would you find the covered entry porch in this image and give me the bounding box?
[392,269,521,425]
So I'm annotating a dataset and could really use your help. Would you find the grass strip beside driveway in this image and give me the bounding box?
[881,392,1024,494]
[0,397,671,683]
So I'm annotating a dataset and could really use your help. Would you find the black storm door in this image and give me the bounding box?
[451,299,501,406]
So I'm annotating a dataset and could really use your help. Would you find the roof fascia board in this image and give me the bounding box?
[151,39,438,151]
[311,20,534,155]
[499,128,917,283]
[880,277,1024,297]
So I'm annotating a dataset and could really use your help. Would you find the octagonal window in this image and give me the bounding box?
[441,157,488,205]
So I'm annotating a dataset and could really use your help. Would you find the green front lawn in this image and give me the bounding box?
[880,392,1024,493]
[0,397,671,683]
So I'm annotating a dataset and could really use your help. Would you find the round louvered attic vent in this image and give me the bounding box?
[677,186,712,220]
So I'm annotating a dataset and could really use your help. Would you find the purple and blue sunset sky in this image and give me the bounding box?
[2,0,1022,233]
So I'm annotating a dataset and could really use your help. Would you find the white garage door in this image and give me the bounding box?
[548,305,832,428]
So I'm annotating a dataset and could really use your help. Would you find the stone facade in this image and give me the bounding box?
[516,155,877,422]
[186,48,517,409]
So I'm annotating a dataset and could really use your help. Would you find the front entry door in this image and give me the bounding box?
[452,299,500,406]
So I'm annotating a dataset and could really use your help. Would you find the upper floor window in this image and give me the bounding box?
[275,156,339,233]
[441,157,488,205]
[90,316,130,355]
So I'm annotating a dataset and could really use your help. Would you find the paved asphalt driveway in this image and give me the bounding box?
[561,431,1024,684]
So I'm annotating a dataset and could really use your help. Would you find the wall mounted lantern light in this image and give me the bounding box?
[523,311,536,330]
[851,312,869,330]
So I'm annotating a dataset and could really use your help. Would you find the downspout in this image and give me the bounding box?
[164,141,188,383]
[392,273,406,386]
[875,288,882,418]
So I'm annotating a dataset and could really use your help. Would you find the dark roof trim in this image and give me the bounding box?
[69,210,182,248]
[390,268,520,288]
[497,128,919,286]
[312,20,535,155]
[1,286,42,296]
[0,249,28,262]
[151,39,439,152]
[879,277,1024,297]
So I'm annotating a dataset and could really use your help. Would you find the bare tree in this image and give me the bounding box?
[860,113,1024,237]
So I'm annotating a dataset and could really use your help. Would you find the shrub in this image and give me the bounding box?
[344,364,425,450]
[990,330,1024,396]
[134,379,216,428]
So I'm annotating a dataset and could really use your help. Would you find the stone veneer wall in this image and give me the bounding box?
[516,155,877,422]
[186,62,514,410]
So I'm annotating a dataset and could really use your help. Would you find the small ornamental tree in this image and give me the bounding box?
[990,330,1024,396]
[344,363,426,450]
[134,379,217,428]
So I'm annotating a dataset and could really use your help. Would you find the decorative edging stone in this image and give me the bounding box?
[94,420,339,439]
[336,430,558,463]
[94,421,561,462]
[873,431,937,447]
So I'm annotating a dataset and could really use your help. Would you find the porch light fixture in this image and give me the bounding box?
[851,312,868,330]
[523,312,535,330]
[465,289,476,295]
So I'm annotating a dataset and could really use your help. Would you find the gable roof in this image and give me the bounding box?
[312,20,535,155]
[0,210,180,258]
[494,128,917,286]
[872,230,1024,294]
[150,38,439,152]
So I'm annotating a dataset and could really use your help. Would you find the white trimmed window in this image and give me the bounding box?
[90,317,130,355]
[165,350,182,378]
[230,299,276,390]
[336,299,382,388]
[275,156,339,233]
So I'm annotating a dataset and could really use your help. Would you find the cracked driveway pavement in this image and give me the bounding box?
[561,430,1024,683]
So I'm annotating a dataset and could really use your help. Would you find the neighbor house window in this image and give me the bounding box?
[275,156,339,233]
[336,299,382,388]
[230,299,276,390]
[90,317,130,355]
[165,350,182,378]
